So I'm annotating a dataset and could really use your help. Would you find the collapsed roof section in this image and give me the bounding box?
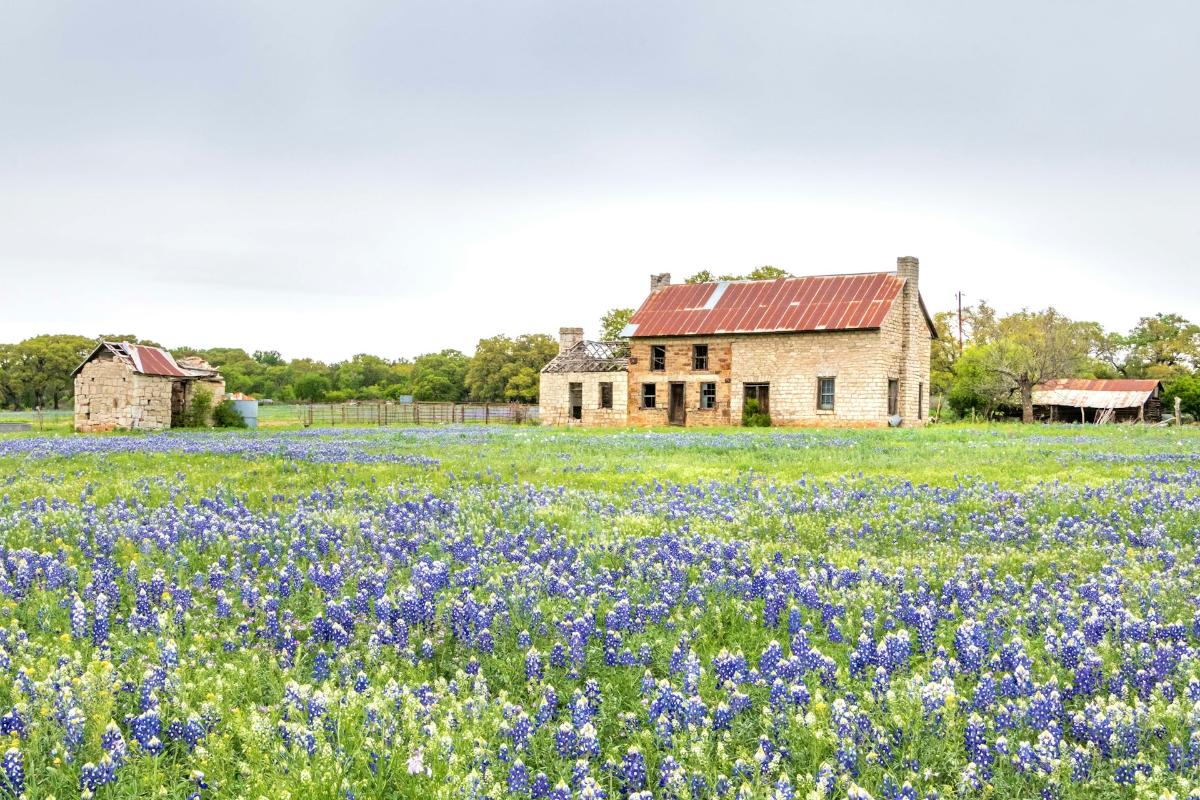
[71,341,221,379]
[541,340,630,373]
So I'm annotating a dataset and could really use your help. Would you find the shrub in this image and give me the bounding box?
[742,398,771,427]
[182,387,214,428]
[1164,374,1200,419]
[212,399,247,428]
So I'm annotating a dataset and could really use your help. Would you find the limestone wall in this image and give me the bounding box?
[626,338,733,427]
[728,330,892,427]
[74,356,174,431]
[622,331,903,428]
[539,371,628,426]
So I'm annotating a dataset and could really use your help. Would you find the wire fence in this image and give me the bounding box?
[287,402,540,427]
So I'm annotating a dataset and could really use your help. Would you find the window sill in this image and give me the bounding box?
[816,409,836,415]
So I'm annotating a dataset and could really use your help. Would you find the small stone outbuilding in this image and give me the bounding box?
[72,341,225,432]
[539,330,629,426]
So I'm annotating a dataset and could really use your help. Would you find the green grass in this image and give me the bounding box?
[0,423,1198,799]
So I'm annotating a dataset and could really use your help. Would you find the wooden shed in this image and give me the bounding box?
[1032,378,1163,424]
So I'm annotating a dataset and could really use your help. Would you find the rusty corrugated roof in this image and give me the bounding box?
[125,343,188,377]
[1032,378,1161,409]
[1035,378,1161,393]
[625,272,926,337]
[70,341,220,379]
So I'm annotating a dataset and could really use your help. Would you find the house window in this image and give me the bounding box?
[818,377,835,411]
[599,382,613,409]
[700,382,716,409]
[692,344,708,370]
[650,345,666,371]
[743,383,770,413]
[918,382,924,420]
[888,379,899,416]
[641,383,657,408]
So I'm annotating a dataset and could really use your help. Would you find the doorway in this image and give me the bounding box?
[568,382,583,421]
[170,381,187,427]
[668,382,686,425]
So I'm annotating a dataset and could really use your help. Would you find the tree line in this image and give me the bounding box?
[0,333,557,409]
[3,268,1198,419]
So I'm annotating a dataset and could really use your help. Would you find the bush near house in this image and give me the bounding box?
[180,387,214,428]
[741,397,771,427]
[212,399,248,428]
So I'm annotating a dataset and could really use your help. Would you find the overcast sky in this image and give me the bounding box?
[1,1,1197,362]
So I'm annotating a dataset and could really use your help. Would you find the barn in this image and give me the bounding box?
[72,341,225,432]
[1032,378,1163,424]
[542,256,936,427]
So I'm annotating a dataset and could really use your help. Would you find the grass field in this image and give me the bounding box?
[1,424,1199,799]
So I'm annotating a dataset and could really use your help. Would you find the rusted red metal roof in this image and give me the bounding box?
[626,272,911,337]
[1033,378,1161,409]
[70,341,217,379]
[126,343,188,377]
[1035,378,1161,393]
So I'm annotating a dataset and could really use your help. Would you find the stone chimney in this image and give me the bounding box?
[650,273,671,293]
[558,327,583,353]
[895,256,927,423]
[896,256,918,290]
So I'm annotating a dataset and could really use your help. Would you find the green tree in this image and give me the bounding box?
[253,350,285,366]
[599,308,635,340]
[739,265,790,281]
[294,373,330,403]
[411,349,471,401]
[503,366,541,403]
[685,266,792,284]
[465,335,556,402]
[947,344,1016,419]
[983,309,1099,423]
[1122,313,1200,378]
[930,310,958,399]
[0,344,21,409]
[7,334,95,409]
[964,301,999,345]
[1164,374,1200,419]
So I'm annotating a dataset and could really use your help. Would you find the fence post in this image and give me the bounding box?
[1177,397,1183,426]
[485,404,490,424]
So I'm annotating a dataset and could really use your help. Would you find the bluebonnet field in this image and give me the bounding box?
[1,425,1200,800]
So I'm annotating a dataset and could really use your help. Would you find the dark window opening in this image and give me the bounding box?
[818,377,835,411]
[642,383,657,408]
[888,379,899,416]
[918,382,924,420]
[599,382,613,409]
[650,345,666,371]
[692,344,709,371]
[569,382,582,421]
[744,382,770,414]
[700,382,716,409]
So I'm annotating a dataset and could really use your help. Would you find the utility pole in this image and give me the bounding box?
[955,291,965,355]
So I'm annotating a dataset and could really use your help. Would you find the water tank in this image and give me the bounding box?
[232,399,259,429]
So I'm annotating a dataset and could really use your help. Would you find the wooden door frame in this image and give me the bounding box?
[668,382,686,426]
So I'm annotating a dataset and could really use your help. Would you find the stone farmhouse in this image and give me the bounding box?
[540,256,936,427]
[72,341,225,432]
